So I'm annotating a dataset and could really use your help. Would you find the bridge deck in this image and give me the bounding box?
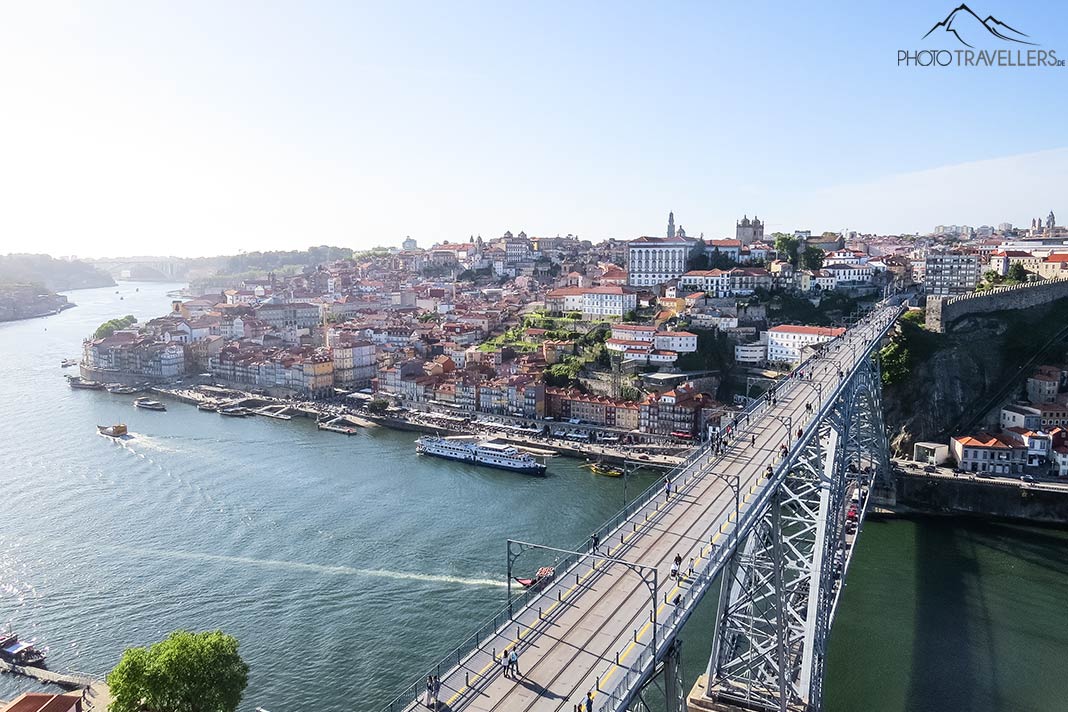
[393,307,899,712]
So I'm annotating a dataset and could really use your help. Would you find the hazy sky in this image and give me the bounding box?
[1,1,1065,258]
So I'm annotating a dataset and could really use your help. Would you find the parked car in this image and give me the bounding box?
[923,465,938,473]
[1021,474,1035,484]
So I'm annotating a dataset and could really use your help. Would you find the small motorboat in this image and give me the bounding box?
[97,424,128,438]
[0,632,47,667]
[108,385,140,394]
[586,462,624,477]
[197,402,219,412]
[60,358,78,368]
[514,566,555,590]
[218,407,250,417]
[134,397,166,411]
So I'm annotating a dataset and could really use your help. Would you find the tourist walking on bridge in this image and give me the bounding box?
[425,675,434,707]
[509,647,520,677]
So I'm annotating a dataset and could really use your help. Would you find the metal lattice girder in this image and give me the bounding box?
[706,353,892,712]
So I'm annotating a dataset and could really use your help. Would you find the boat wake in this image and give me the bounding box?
[106,546,508,588]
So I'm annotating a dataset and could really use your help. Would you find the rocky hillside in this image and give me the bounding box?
[882,299,1068,455]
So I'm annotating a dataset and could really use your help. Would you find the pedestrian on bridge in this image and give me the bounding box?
[509,647,520,677]
[425,676,434,707]
[588,691,596,712]
[664,477,672,500]
[432,676,441,709]
[688,557,695,578]
[501,649,511,678]
[591,532,599,553]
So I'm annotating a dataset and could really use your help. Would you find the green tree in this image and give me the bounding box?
[801,246,824,270]
[1007,262,1028,283]
[107,630,249,712]
[367,399,390,413]
[686,251,710,271]
[772,233,800,266]
[982,269,1001,285]
[93,314,137,339]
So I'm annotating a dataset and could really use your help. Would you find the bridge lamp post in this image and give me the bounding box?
[706,471,742,549]
[506,539,661,656]
[799,380,823,409]
[770,415,792,450]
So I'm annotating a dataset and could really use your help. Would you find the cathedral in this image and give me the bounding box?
[736,215,764,245]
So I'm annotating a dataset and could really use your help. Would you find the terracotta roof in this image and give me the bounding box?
[630,235,691,245]
[952,433,1018,449]
[768,325,846,337]
[3,692,82,712]
[683,270,729,277]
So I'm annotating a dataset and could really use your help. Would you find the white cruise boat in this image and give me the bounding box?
[416,436,547,476]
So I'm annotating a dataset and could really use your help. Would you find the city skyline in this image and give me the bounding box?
[1,1,1065,258]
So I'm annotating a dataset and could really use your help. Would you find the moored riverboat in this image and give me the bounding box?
[133,397,166,411]
[0,632,47,667]
[416,436,547,476]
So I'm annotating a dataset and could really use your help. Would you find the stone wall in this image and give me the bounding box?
[894,472,1068,524]
[925,277,1068,332]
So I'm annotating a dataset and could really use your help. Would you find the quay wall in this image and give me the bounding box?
[925,278,1068,332]
[893,472,1068,525]
[79,364,170,386]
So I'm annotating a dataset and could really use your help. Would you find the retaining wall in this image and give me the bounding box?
[925,278,1068,332]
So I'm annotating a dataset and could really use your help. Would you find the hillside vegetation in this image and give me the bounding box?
[0,254,114,291]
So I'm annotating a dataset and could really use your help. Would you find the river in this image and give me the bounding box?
[0,282,1064,711]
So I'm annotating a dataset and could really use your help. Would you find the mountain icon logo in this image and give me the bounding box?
[922,4,1037,48]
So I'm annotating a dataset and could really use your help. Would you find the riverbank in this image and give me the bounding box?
[146,383,686,469]
[0,291,75,323]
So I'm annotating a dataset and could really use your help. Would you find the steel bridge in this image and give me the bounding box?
[382,303,903,712]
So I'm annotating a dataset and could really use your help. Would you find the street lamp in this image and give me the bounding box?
[770,414,793,452]
[704,470,742,549]
[506,539,661,654]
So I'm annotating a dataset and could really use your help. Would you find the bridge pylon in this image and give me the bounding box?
[695,354,890,712]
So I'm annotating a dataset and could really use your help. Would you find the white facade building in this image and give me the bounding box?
[765,325,845,364]
[679,270,731,297]
[580,287,637,318]
[627,236,691,287]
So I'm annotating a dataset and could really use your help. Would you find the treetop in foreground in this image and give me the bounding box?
[107,630,249,712]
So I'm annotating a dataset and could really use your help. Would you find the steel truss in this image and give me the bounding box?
[705,356,891,712]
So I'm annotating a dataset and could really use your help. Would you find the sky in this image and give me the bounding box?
[0,0,1065,259]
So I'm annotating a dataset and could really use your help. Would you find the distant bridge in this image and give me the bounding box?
[89,257,188,281]
[382,303,903,712]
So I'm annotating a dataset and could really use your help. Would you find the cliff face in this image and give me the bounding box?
[883,299,1068,455]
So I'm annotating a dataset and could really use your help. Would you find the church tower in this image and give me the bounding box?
[667,212,676,239]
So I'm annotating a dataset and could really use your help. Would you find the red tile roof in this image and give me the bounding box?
[768,325,846,337]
